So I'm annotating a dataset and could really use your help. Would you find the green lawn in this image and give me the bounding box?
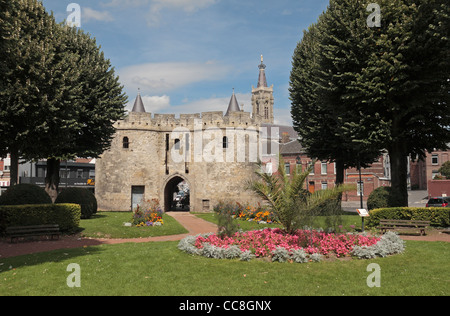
[78,211,188,238]
[1,212,448,296]
[0,240,448,296]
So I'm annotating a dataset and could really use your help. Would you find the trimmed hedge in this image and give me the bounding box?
[0,184,52,206]
[0,203,81,234]
[367,207,450,228]
[55,188,96,219]
[367,186,403,210]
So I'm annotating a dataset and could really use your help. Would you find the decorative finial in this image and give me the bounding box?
[261,54,263,63]
[138,87,141,95]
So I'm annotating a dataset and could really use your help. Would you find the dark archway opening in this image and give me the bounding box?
[164,176,190,212]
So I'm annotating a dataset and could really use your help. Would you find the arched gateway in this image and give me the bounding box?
[164,175,190,212]
[95,58,278,212]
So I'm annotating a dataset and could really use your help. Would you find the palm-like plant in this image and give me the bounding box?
[249,156,355,234]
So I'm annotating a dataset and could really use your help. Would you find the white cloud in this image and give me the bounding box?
[125,93,252,117]
[119,61,231,94]
[273,107,293,126]
[170,93,251,115]
[82,7,114,23]
[148,0,218,26]
[126,94,171,113]
[151,0,218,13]
[101,0,218,26]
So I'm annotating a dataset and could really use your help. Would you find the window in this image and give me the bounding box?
[60,169,68,179]
[264,107,269,120]
[285,163,290,175]
[357,181,364,196]
[202,199,210,211]
[174,139,180,150]
[222,136,228,149]
[77,169,83,179]
[123,137,129,149]
[432,154,438,165]
[185,133,190,151]
[321,182,328,190]
[321,162,327,175]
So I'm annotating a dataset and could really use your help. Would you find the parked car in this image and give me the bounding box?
[426,196,450,207]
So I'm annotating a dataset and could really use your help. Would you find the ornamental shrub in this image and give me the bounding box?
[0,184,51,206]
[367,186,403,210]
[292,249,308,263]
[0,203,81,233]
[271,247,291,262]
[213,201,241,238]
[55,188,96,219]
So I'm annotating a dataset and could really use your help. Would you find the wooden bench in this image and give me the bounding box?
[379,219,430,236]
[6,224,61,243]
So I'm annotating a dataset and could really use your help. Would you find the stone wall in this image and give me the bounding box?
[95,111,263,212]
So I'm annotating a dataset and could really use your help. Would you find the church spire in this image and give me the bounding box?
[252,55,274,124]
[257,54,268,88]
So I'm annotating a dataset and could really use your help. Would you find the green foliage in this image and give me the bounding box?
[0,0,127,196]
[0,203,81,233]
[367,186,404,210]
[213,201,241,238]
[55,188,96,219]
[290,0,450,206]
[438,161,450,179]
[367,207,450,227]
[248,156,355,234]
[0,184,52,205]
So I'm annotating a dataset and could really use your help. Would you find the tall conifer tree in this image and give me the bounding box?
[290,0,449,206]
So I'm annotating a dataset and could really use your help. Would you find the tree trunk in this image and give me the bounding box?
[388,142,409,207]
[9,148,19,186]
[45,158,60,202]
[335,158,345,185]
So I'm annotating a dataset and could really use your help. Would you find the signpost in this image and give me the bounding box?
[357,209,369,232]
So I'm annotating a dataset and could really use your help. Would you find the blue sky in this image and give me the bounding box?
[41,0,329,126]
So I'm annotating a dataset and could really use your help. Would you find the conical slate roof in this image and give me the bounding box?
[225,89,240,116]
[131,92,146,113]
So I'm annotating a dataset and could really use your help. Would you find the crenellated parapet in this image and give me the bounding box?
[116,110,263,131]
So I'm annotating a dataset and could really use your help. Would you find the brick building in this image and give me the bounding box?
[410,148,450,190]
[274,130,391,201]
[0,155,11,195]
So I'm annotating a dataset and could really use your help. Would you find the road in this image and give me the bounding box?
[341,190,428,213]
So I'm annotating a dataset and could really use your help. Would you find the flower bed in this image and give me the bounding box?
[178,229,405,263]
[132,199,164,227]
[196,228,379,258]
[231,203,278,224]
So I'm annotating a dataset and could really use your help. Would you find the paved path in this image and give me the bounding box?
[0,212,217,259]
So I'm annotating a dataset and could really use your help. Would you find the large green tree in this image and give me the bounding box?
[0,0,127,200]
[290,0,449,206]
[0,0,77,187]
[30,25,127,201]
[290,3,383,186]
